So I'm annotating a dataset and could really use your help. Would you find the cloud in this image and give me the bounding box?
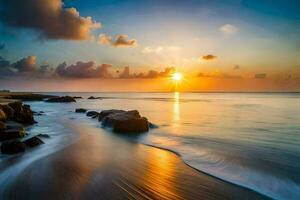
[233,65,240,70]
[118,67,175,79]
[13,56,37,72]
[254,73,267,79]
[142,46,181,54]
[220,24,238,35]
[0,0,101,40]
[55,61,113,78]
[198,72,241,79]
[201,54,217,61]
[0,55,54,78]
[98,34,137,47]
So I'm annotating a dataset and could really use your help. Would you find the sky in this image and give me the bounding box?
[0,0,299,92]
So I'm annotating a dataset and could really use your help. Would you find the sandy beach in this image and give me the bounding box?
[0,120,268,200]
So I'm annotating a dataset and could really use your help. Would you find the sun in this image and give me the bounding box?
[172,72,182,81]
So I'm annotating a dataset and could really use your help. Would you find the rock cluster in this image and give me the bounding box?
[45,96,76,103]
[0,101,46,154]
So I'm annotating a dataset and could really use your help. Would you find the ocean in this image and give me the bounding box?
[1,92,300,199]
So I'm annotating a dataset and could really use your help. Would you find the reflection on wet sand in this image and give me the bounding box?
[1,123,268,200]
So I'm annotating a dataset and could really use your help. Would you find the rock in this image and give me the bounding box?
[98,109,125,121]
[0,109,6,121]
[88,96,102,100]
[7,94,58,101]
[0,121,6,130]
[15,104,35,125]
[73,96,82,99]
[8,101,23,113]
[0,127,26,141]
[1,141,26,154]
[0,105,14,120]
[75,108,87,113]
[101,110,149,133]
[37,134,50,138]
[149,122,159,129]
[45,96,76,103]
[86,111,99,118]
[23,136,44,147]
[114,117,149,133]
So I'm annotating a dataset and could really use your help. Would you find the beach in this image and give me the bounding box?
[0,121,267,200]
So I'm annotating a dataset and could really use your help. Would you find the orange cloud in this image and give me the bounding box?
[0,0,101,40]
[201,54,217,61]
[98,34,137,47]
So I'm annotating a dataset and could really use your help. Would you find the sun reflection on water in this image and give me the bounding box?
[173,92,180,124]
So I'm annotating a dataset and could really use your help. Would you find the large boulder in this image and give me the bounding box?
[0,105,14,120]
[23,136,44,147]
[8,102,23,113]
[0,127,26,141]
[14,104,35,125]
[75,108,87,113]
[1,141,26,154]
[86,111,99,118]
[101,110,149,133]
[45,96,76,103]
[98,109,125,121]
[0,109,6,121]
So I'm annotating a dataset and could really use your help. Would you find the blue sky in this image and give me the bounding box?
[0,0,299,91]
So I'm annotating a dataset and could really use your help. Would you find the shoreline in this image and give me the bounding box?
[0,119,269,199]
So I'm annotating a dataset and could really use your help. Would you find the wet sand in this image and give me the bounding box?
[1,123,268,200]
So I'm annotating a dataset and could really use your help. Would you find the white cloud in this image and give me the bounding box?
[142,46,181,54]
[220,24,238,35]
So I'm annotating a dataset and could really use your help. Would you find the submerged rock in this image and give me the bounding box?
[88,96,102,100]
[37,134,50,138]
[73,96,82,99]
[1,141,26,154]
[23,136,44,147]
[100,109,149,133]
[45,96,76,103]
[86,111,99,118]
[75,108,87,113]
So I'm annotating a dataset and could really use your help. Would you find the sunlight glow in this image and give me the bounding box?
[172,73,182,82]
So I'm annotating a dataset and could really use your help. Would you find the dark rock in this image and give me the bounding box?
[98,109,125,121]
[0,109,6,121]
[37,134,50,138]
[86,111,99,117]
[88,96,102,100]
[45,96,76,103]
[8,101,23,113]
[0,105,14,120]
[73,96,82,99]
[1,141,26,154]
[0,127,26,141]
[7,94,58,101]
[101,110,149,133]
[23,136,44,147]
[75,108,87,113]
[0,121,6,130]
[114,117,149,133]
[14,104,35,125]
[149,122,159,129]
